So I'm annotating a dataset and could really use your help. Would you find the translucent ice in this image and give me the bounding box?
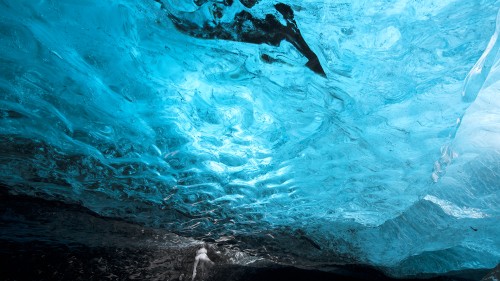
[0,0,499,277]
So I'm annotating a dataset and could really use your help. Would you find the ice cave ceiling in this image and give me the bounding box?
[0,0,499,277]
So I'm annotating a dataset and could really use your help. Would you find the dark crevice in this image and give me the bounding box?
[161,1,326,77]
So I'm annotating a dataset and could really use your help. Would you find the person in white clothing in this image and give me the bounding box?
[192,246,214,281]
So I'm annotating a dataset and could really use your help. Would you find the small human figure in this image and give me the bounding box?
[192,246,214,281]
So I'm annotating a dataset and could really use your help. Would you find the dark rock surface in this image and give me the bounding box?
[481,264,500,281]
[0,191,492,281]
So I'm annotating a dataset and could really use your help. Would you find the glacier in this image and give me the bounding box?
[0,0,499,279]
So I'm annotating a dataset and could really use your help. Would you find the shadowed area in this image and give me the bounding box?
[0,191,491,280]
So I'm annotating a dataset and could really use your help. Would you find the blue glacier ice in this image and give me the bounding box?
[0,0,499,277]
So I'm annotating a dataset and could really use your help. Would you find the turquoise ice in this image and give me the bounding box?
[0,0,498,276]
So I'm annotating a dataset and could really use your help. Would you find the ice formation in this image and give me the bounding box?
[0,0,499,277]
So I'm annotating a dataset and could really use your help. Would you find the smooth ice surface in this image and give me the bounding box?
[0,0,499,277]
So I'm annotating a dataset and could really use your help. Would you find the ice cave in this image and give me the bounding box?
[0,0,499,280]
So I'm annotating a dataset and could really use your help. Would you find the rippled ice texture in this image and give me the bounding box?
[0,0,499,276]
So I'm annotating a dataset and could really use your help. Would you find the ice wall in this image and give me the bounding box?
[0,0,498,276]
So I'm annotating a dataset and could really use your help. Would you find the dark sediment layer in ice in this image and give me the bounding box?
[0,191,491,281]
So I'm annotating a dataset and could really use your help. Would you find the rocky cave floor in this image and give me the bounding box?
[0,191,497,281]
